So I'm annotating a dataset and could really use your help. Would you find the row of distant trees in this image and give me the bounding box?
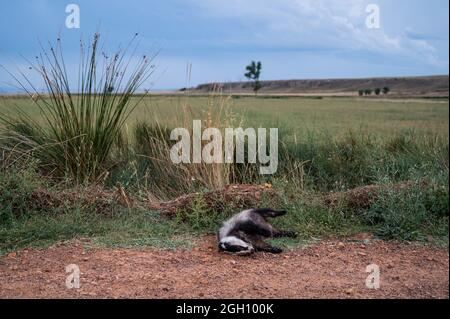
[358,87,390,96]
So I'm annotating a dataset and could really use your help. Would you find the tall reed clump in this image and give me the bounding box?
[130,92,239,199]
[0,33,155,183]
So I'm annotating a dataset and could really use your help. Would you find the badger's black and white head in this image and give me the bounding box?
[217,209,255,255]
[218,236,254,255]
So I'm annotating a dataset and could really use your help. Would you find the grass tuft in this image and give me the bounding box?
[0,33,155,183]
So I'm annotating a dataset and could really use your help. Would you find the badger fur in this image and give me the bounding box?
[217,208,297,255]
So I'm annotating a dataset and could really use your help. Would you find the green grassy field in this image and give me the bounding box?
[144,95,449,137]
[1,95,448,138]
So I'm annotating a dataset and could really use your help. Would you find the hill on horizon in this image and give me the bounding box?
[188,75,449,97]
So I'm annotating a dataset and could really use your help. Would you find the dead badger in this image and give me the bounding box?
[217,208,297,255]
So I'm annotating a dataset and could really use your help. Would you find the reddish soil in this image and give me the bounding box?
[0,237,448,299]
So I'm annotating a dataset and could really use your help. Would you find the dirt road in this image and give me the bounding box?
[0,237,448,299]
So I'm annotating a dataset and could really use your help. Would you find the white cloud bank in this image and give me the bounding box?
[191,0,445,67]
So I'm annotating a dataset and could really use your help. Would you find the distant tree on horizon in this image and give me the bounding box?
[382,86,390,94]
[364,89,373,95]
[375,88,381,95]
[245,61,262,96]
[358,89,364,96]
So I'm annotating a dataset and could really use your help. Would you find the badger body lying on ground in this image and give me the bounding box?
[217,208,297,255]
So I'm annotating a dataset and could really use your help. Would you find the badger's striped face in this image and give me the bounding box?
[219,236,254,255]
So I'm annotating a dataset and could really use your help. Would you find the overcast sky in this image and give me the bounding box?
[0,0,448,91]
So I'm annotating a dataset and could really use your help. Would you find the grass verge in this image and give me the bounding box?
[1,166,447,255]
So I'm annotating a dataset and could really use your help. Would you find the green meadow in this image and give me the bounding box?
[2,95,447,137]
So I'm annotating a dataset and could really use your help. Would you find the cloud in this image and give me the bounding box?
[191,0,444,67]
